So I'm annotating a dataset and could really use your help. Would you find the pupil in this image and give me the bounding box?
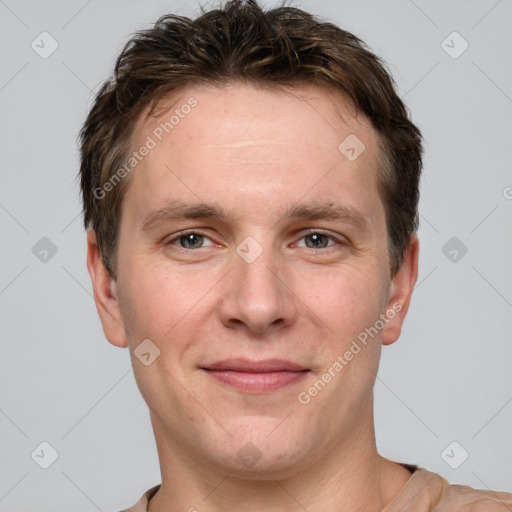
[307,233,327,248]
[182,233,202,248]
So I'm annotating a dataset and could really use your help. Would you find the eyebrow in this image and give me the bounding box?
[140,199,370,233]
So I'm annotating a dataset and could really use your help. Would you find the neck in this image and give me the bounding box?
[148,401,411,512]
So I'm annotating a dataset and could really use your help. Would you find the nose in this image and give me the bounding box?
[219,243,298,335]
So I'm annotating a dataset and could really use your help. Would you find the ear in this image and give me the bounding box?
[381,233,419,346]
[86,230,127,348]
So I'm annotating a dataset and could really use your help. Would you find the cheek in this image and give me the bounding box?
[295,263,386,343]
[117,264,207,402]
[117,258,219,345]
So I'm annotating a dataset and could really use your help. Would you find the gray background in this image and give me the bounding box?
[1,0,511,510]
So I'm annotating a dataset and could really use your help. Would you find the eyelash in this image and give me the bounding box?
[164,229,346,252]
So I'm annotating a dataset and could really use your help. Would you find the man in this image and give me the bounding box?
[79,1,512,510]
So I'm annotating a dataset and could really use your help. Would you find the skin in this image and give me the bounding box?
[87,82,419,512]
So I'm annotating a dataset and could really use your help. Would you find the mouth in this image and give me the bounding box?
[201,358,310,393]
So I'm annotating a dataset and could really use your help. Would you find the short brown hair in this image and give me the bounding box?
[79,0,423,278]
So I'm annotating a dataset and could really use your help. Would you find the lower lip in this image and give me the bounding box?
[204,370,309,392]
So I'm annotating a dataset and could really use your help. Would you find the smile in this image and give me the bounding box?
[203,369,310,392]
[201,358,310,392]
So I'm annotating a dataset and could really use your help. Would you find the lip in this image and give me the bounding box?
[203,358,307,372]
[201,358,309,393]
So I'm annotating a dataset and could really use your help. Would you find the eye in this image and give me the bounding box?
[164,229,345,252]
[165,231,215,249]
[295,230,344,250]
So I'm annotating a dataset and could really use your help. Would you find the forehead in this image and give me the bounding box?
[134,82,377,152]
[125,82,385,230]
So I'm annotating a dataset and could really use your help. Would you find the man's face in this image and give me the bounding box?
[89,83,417,476]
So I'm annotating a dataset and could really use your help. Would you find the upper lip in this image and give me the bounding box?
[202,358,308,373]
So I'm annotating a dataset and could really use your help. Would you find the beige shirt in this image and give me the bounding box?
[120,465,512,511]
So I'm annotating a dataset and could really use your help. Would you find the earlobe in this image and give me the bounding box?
[381,234,419,346]
[86,230,128,348]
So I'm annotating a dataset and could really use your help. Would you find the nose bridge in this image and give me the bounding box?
[220,238,297,333]
[238,243,280,297]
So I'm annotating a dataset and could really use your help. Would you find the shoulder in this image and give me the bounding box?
[118,484,161,512]
[386,466,512,512]
[433,479,512,511]
[412,467,512,511]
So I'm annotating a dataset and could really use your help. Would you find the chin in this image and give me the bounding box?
[200,415,319,478]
